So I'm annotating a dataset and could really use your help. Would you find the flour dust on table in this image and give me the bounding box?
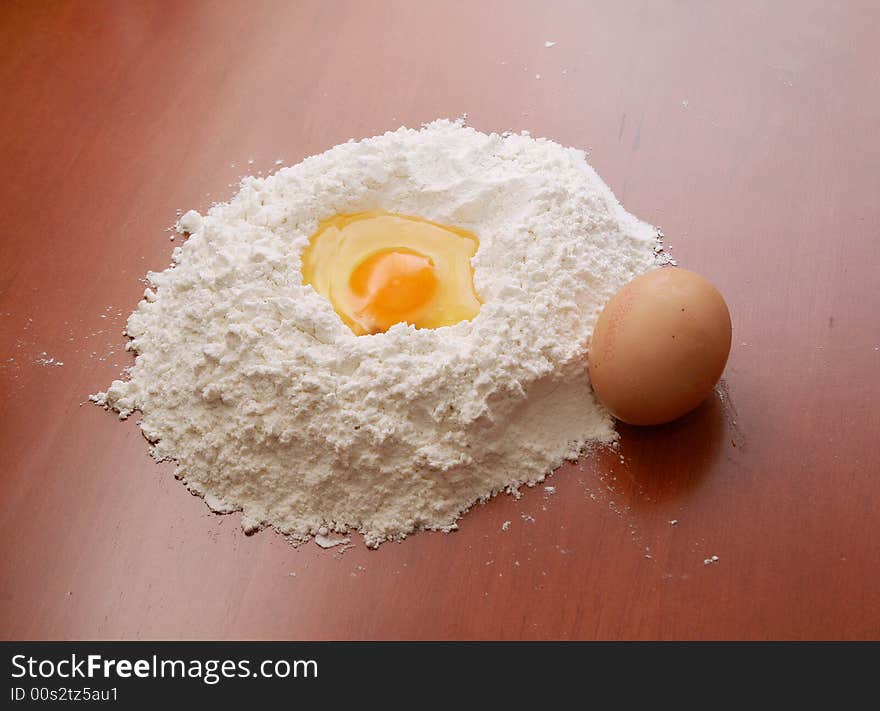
[92,120,663,547]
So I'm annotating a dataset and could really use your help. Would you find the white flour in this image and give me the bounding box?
[93,120,661,547]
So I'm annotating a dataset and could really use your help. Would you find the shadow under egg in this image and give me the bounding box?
[607,388,729,506]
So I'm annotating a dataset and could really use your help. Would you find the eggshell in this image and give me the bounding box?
[588,267,732,426]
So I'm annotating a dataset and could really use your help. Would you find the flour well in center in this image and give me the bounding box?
[93,120,663,547]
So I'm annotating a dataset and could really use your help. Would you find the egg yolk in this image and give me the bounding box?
[301,211,481,335]
[348,248,438,331]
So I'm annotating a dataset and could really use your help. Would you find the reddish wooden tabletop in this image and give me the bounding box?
[2,0,878,640]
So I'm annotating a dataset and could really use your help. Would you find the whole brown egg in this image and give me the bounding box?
[588,268,732,426]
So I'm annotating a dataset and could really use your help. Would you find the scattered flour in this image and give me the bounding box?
[314,534,351,549]
[36,352,63,367]
[92,120,661,547]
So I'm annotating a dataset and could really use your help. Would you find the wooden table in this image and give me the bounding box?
[2,0,878,640]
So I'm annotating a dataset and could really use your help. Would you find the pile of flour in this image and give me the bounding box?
[93,120,661,547]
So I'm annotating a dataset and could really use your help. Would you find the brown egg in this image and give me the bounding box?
[588,267,731,426]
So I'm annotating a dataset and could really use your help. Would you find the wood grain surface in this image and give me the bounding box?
[1,0,878,640]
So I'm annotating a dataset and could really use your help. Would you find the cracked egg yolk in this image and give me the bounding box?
[302,211,481,335]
